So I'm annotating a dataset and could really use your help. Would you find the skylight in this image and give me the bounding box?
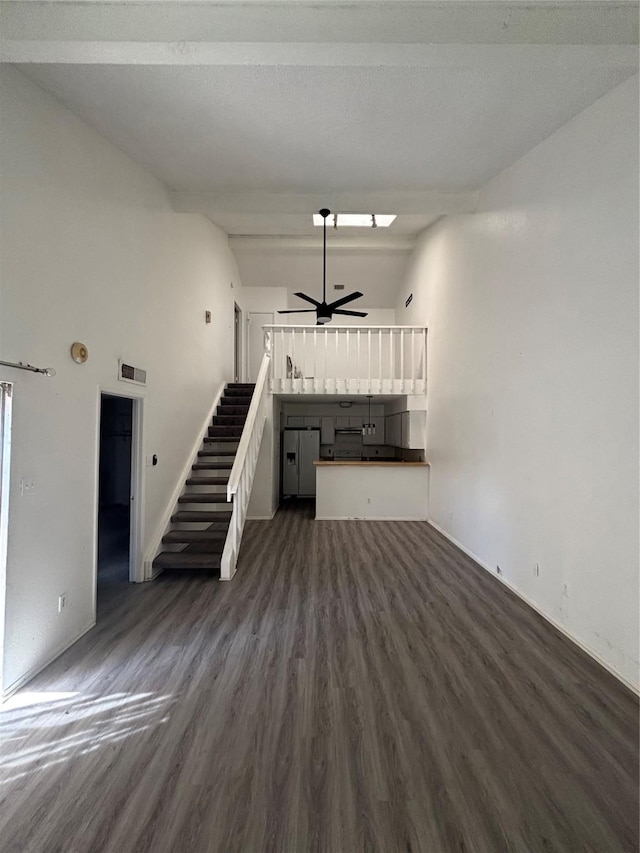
[312,213,396,228]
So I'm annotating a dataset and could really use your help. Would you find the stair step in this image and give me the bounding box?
[171,511,232,523]
[204,436,240,444]
[178,492,229,504]
[212,415,246,426]
[225,389,254,398]
[153,552,221,570]
[192,462,233,470]
[217,405,249,416]
[186,476,228,486]
[185,542,226,554]
[227,383,255,389]
[220,396,252,406]
[208,428,242,437]
[163,530,227,544]
[198,449,236,457]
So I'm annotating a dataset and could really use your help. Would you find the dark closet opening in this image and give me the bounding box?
[97,395,133,606]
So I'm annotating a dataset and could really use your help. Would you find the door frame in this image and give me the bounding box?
[234,302,243,383]
[0,381,13,698]
[94,388,145,612]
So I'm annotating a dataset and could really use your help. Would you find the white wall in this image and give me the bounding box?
[395,75,639,688]
[0,67,242,694]
[315,465,429,521]
[234,246,408,310]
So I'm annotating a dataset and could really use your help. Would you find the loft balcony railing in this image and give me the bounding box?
[264,325,427,395]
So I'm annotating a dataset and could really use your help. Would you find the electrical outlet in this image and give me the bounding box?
[20,478,36,496]
[58,593,68,613]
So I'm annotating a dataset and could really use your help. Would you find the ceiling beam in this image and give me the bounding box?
[1,1,637,50]
[229,236,417,252]
[2,41,636,68]
[1,1,637,65]
[171,190,479,217]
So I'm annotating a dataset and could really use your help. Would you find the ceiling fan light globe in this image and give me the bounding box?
[317,314,331,324]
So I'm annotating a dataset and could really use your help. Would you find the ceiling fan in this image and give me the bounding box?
[278,208,368,325]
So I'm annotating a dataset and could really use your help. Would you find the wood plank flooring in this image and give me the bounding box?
[1,501,638,852]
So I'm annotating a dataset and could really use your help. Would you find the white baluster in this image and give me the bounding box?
[292,328,296,390]
[411,328,416,394]
[313,328,317,392]
[378,329,382,393]
[324,326,328,392]
[367,329,372,394]
[400,328,405,393]
[346,329,350,392]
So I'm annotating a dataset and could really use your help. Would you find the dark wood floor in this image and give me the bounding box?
[1,501,638,853]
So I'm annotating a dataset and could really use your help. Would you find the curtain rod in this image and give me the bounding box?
[0,359,56,377]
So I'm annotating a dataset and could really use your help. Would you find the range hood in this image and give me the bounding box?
[335,427,362,434]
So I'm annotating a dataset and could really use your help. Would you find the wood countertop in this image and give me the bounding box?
[314,460,429,467]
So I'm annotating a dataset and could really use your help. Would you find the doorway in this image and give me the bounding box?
[234,303,242,383]
[97,394,133,605]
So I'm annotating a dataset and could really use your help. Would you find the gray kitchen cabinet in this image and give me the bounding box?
[320,417,335,444]
[287,416,305,427]
[385,413,401,447]
[304,416,321,428]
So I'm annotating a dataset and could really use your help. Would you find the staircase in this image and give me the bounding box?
[152,383,256,574]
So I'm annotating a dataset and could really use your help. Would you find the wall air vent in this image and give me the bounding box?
[118,359,147,386]
[333,284,345,290]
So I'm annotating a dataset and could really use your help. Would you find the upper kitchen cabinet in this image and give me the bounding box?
[401,411,426,449]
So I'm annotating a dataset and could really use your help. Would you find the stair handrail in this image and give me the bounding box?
[226,353,271,501]
[221,352,271,580]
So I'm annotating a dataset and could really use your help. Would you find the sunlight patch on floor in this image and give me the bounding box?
[0,691,174,784]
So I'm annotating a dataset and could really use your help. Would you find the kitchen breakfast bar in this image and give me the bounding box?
[313,460,429,521]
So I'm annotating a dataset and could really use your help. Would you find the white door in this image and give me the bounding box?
[247,313,273,382]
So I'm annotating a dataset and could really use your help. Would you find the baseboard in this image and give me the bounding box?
[142,382,227,578]
[315,515,428,522]
[2,619,95,702]
[428,520,639,696]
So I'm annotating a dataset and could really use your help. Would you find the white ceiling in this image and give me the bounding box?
[17,63,635,199]
[2,0,637,305]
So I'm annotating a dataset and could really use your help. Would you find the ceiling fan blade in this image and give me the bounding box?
[333,309,368,317]
[327,291,364,310]
[277,309,317,314]
[293,292,321,307]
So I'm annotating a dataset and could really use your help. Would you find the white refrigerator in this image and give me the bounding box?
[282,429,320,497]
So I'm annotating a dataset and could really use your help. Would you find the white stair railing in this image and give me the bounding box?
[220,352,271,580]
[264,324,427,395]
